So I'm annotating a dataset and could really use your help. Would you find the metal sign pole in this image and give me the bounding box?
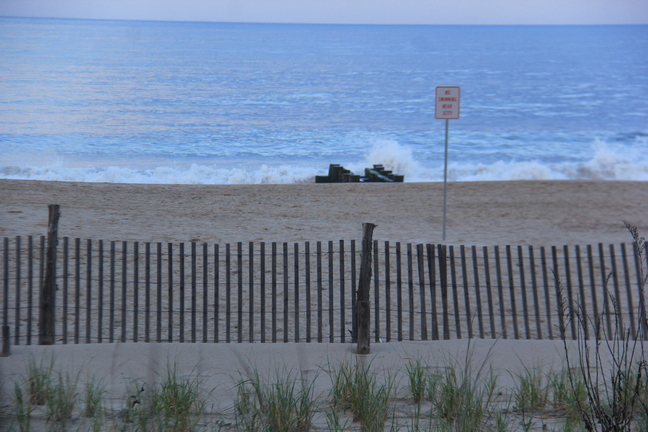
[435,86,460,242]
[442,118,449,241]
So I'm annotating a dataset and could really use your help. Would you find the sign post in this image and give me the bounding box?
[435,86,460,241]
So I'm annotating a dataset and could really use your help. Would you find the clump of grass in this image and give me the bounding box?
[406,357,429,405]
[45,370,78,430]
[151,364,206,431]
[508,365,550,431]
[326,409,351,431]
[429,365,498,432]
[234,367,316,432]
[510,364,549,412]
[82,375,106,432]
[83,376,105,419]
[234,370,263,431]
[12,382,32,432]
[549,367,587,425]
[26,355,54,405]
[328,358,395,432]
[116,365,207,432]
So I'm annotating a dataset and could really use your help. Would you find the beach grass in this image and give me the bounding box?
[3,351,648,431]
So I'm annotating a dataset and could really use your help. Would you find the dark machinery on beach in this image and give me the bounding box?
[315,164,404,183]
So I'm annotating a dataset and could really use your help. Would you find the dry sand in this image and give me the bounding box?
[1,179,647,246]
[1,179,647,430]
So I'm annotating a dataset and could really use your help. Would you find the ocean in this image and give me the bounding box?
[1,17,647,184]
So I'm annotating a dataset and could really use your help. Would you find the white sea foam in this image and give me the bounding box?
[1,141,647,184]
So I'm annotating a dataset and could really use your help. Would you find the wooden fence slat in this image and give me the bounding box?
[316,241,322,343]
[494,246,507,339]
[539,247,553,340]
[460,245,473,339]
[644,241,648,340]
[2,238,8,332]
[294,242,299,343]
[482,246,496,339]
[449,246,461,339]
[506,245,519,339]
[407,243,414,341]
[339,240,345,343]
[374,240,381,342]
[75,238,81,344]
[528,246,542,340]
[633,242,647,340]
[226,243,231,343]
[260,242,266,343]
[110,241,116,343]
[438,245,449,340]
[472,245,484,339]
[39,236,45,342]
[203,243,208,343]
[98,240,104,343]
[145,242,150,343]
[191,242,197,343]
[417,244,428,340]
[284,242,290,343]
[350,240,357,343]
[328,241,334,343]
[620,243,636,338]
[14,236,20,345]
[427,244,439,340]
[28,236,35,345]
[180,242,185,343]
[385,241,392,342]
[157,243,162,343]
[574,245,588,340]
[552,246,566,340]
[86,238,92,344]
[517,246,530,339]
[586,245,599,339]
[599,243,613,337]
[167,243,173,342]
[272,242,277,343]
[121,241,127,343]
[214,244,220,343]
[61,237,67,345]
[250,242,255,343]
[238,242,243,343]
[396,242,403,341]
[133,241,138,343]
[609,244,624,336]
[563,245,576,340]
[305,242,311,343]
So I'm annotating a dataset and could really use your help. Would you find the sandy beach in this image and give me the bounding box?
[1,179,647,246]
[1,179,648,430]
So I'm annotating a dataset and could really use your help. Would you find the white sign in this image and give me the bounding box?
[435,86,460,119]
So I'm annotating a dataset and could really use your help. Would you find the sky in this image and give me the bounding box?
[1,0,648,25]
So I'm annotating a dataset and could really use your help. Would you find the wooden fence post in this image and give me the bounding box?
[39,204,60,345]
[357,223,376,354]
[1,325,9,356]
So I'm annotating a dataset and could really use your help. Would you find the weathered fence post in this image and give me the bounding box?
[39,204,60,345]
[1,325,9,356]
[357,223,376,354]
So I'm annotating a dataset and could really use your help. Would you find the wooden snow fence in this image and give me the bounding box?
[1,235,647,346]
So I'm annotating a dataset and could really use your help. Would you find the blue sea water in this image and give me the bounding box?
[1,17,647,184]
